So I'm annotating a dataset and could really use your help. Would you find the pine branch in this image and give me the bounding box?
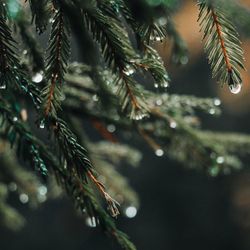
[41,8,70,117]
[82,4,149,119]
[0,101,135,249]
[198,1,245,92]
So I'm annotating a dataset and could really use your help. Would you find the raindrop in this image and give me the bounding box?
[85,217,97,227]
[216,156,224,164]
[38,185,47,196]
[229,83,241,94]
[125,206,137,218]
[19,193,29,204]
[39,119,45,129]
[8,182,17,192]
[170,121,177,129]
[157,17,167,26]
[156,99,163,106]
[0,84,6,89]
[155,149,164,157]
[154,83,159,88]
[92,94,99,102]
[32,72,43,83]
[107,124,116,133]
[213,98,221,106]
[209,108,215,115]
[12,116,18,122]
[123,65,135,76]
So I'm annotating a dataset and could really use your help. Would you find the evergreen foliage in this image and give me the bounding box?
[0,0,249,249]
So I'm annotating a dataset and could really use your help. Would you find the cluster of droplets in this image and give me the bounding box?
[123,65,135,76]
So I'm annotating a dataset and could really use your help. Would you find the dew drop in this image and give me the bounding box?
[0,84,6,89]
[154,83,159,88]
[155,149,164,157]
[92,94,99,102]
[125,206,137,218]
[213,98,221,106]
[39,120,45,129]
[85,217,97,227]
[32,72,43,83]
[12,116,18,122]
[19,193,29,204]
[156,99,163,106]
[229,83,241,94]
[216,156,224,164]
[209,108,215,115]
[107,124,116,133]
[8,182,17,192]
[170,121,177,129]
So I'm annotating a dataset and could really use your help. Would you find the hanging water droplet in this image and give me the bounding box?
[156,99,163,106]
[12,116,18,122]
[216,156,224,164]
[38,185,47,196]
[154,83,159,88]
[85,217,97,227]
[209,108,215,115]
[180,56,189,65]
[162,81,169,88]
[125,206,137,218]
[157,17,167,26]
[0,84,6,90]
[155,149,164,157]
[32,72,43,83]
[213,98,221,106]
[23,50,28,55]
[107,124,116,133]
[8,182,17,192]
[170,121,177,129]
[92,94,99,102]
[39,119,45,129]
[229,83,242,94]
[19,193,29,204]
[123,65,135,76]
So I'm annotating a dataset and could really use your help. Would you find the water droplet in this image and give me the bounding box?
[170,121,177,129]
[38,185,47,196]
[123,65,135,76]
[154,83,159,88]
[39,120,45,129]
[85,217,97,227]
[209,166,220,177]
[32,72,43,83]
[157,17,167,26]
[213,98,221,106]
[23,50,28,55]
[229,83,241,94]
[0,84,6,89]
[155,149,164,157]
[8,182,17,192]
[19,193,29,204]
[216,156,224,164]
[180,56,189,65]
[107,124,116,133]
[209,108,215,115]
[12,116,18,122]
[125,206,137,218]
[156,99,163,106]
[92,94,99,102]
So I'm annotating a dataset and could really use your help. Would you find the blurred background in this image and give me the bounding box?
[2,0,250,249]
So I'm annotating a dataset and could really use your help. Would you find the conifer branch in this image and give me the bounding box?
[198,1,245,90]
[42,8,70,117]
